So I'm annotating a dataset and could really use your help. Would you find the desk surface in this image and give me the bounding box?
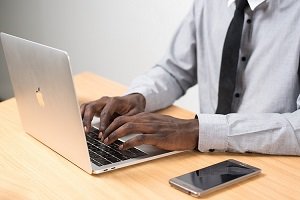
[1,72,300,200]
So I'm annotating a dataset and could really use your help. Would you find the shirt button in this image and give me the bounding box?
[247,19,252,24]
[235,93,240,98]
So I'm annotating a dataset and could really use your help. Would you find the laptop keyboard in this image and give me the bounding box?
[86,127,147,166]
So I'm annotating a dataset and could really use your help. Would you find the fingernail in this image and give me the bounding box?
[104,138,108,144]
[98,132,102,139]
[119,145,123,150]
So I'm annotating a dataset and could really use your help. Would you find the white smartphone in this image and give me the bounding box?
[169,159,261,197]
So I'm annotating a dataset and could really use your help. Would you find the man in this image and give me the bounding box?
[81,0,300,155]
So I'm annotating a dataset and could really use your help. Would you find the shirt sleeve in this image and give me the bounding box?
[197,95,300,155]
[126,1,198,112]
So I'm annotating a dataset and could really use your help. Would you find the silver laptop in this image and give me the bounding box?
[0,32,179,174]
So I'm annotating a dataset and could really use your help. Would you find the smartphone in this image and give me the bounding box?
[169,159,261,197]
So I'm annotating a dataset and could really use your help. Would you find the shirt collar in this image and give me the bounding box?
[227,0,266,10]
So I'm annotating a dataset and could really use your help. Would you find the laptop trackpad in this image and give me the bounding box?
[120,134,170,155]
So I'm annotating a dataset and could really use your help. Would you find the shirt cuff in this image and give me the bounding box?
[124,88,155,112]
[197,114,229,152]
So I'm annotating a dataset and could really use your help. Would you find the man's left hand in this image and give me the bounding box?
[101,112,199,151]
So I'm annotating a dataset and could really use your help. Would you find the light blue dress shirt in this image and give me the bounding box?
[127,0,300,155]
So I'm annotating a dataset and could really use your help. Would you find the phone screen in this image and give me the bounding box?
[175,160,258,190]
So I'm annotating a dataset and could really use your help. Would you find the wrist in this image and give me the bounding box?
[128,93,146,110]
[194,115,199,150]
[184,118,199,150]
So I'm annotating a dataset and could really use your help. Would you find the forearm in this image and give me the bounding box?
[126,66,184,112]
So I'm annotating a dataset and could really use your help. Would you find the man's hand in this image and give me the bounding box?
[80,93,146,133]
[102,112,199,151]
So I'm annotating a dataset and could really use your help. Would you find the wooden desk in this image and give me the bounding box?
[0,72,299,200]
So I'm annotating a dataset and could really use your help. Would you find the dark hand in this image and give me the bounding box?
[102,112,199,151]
[80,93,146,133]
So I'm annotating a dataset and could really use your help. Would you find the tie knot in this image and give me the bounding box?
[236,0,249,11]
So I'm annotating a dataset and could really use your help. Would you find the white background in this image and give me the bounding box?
[0,0,198,112]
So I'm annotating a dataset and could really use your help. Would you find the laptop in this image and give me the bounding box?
[0,32,179,174]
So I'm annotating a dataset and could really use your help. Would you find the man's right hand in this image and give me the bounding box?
[80,93,146,137]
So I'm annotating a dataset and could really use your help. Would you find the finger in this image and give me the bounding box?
[119,134,159,150]
[124,108,142,116]
[99,100,117,132]
[82,103,97,132]
[105,115,158,140]
[102,115,128,139]
[104,121,140,144]
[102,117,159,144]
[80,103,87,118]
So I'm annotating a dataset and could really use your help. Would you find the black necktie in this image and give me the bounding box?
[215,0,249,114]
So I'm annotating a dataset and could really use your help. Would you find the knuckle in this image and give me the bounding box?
[100,96,109,101]
[100,110,108,117]
[108,132,116,140]
[124,122,134,130]
[83,107,93,117]
[85,103,95,111]
[84,109,94,118]
[114,96,121,102]
[80,103,86,109]
[110,97,121,106]
[136,135,145,143]
[137,112,145,116]
[137,112,148,119]
[114,116,124,124]
[82,118,90,126]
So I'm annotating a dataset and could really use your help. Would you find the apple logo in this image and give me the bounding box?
[35,87,45,107]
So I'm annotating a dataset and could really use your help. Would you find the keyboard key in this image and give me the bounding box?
[108,142,121,150]
[90,127,100,133]
[108,141,146,158]
[113,140,123,146]
[85,129,148,166]
[88,143,121,163]
[120,150,140,158]
[106,149,130,161]
[89,150,111,165]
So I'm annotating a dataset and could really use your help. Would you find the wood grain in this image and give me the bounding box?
[0,72,299,200]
